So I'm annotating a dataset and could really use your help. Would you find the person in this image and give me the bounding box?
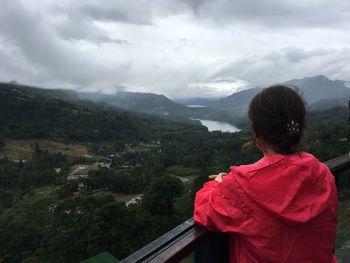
[194,85,338,263]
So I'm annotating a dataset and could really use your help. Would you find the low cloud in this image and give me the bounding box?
[0,0,130,88]
[211,47,350,88]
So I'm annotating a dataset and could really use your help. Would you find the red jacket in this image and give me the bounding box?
[194,152,338,263]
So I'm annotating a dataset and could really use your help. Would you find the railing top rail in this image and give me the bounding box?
[120,218,208,263]
[121,153,350,263]
[325,153,350,175]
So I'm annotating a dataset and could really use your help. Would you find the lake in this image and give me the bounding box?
[186,105,207,108]
[195,119,241,133]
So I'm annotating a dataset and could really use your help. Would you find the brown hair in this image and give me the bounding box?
[248,85,306,154]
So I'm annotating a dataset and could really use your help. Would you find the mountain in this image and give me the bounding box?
[0,82,79,101]
[0,83,207,142]
[79,91,238,124]
[207,75,350,117]
[80,91,186,115]
[285,75,350,104]
[309,98,348,111]
[206,88,262,117]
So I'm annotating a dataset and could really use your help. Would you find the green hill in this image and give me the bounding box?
[0,83,206,143]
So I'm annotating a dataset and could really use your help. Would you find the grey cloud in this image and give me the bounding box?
[285,48,335,63]
[55,0,347,30]
[52,1,153,26]
[0,48,28,82]
[56,19,130,45]
[0,0,130,87]
[179,0,350,29]
[51,3,132,45]
[81,4,151,25]
[1,0,350,99]
[264,47,332,63]
[211,47,350,88]
[177,0,206,13]
[177,38,196,48]
[210,77,240,83]
[50,1,350,35]
[283,48,308,63]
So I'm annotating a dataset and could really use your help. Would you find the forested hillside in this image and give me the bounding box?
[0,83,208,143]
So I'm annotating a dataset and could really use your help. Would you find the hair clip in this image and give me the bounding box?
[287,120,300,134]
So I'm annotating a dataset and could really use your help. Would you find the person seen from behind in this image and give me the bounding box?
[194,85,338,263]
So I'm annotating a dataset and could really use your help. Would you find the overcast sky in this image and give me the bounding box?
[1,0,350,98]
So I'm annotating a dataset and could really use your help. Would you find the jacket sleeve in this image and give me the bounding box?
[193,174,250,233]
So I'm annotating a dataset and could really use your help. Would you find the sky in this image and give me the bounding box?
[1,0,350,99]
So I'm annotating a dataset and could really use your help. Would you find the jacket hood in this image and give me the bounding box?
[231,152,336,225]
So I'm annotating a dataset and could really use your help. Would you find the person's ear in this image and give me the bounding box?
[252,130,257,142]
[255,137,266,153]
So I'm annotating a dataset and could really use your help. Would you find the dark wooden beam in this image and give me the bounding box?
[120,218,209,263]
[325,153,350,174]
[325,153,350,189]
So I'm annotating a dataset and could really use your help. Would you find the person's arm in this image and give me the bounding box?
[194,173,249,233]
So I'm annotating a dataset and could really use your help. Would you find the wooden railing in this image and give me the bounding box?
[120,153,350,263]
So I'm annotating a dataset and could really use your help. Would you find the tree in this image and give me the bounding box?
[142,175,184,216]
[0,135,5,149]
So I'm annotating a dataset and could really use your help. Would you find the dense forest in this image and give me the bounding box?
[0,85,349,262]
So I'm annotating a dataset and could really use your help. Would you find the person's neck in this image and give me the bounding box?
[263,147,278,156]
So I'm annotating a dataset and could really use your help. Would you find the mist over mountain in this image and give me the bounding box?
[173,97,221,106]
[2,74,349,130]
[0,82,80,101]
[79,91,238,124]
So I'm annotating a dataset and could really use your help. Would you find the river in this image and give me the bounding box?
[195,119,241,133]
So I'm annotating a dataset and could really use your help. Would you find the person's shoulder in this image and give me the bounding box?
[295,152,334,177]
[296,151,317,160]
[296,152,327,167]
[230,154,286,174]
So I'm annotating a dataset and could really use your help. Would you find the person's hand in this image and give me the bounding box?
[208,172,227,183]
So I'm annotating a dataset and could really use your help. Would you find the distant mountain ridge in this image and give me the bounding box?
[206,75,350,116]
[2,74,349,126]
[80,91,184,114]
[0,82,79,101]
[79,91,238,124]
[206,88,262,117]
[285,75,350,104]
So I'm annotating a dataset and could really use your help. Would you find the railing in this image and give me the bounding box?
[324,153,350,189]
[121,153,350,263]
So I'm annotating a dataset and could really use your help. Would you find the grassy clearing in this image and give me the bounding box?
[69,163,99,175]
[166,165,201,177]
[0,139,89,160]
[124,142,160,153]
[111,193,143,203]
[169,174,198,183]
